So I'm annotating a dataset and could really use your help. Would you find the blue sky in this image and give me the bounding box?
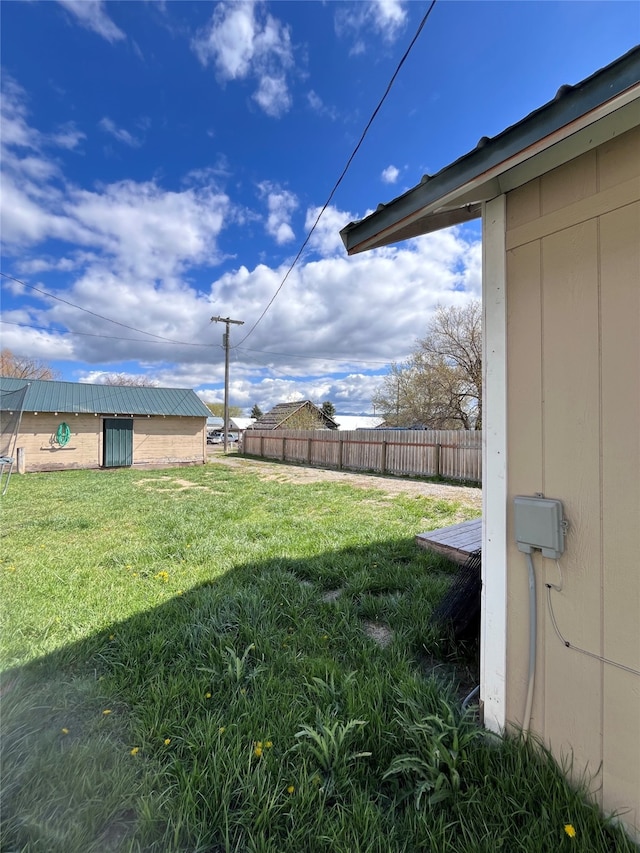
[1,1,638,414]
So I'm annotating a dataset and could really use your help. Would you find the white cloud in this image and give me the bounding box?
[381,165,400,184]
[253,74,291,118]
[0,77,39,150]
[192,1,295,117]
[0,86,230,273]
[303,205,350,257]
[99,117,142,148]
[371,0,407,35]
[1,77,480,416]
[258,182,298,245]
[307,90,337,120]
[50,122,86,150]
[66,180,231,278]
[57,0,125,43]
[335,0,407,50]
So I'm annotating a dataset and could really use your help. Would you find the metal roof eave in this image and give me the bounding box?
[341,46,640,255]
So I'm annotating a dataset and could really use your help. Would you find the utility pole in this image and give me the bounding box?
[211,315,244,453]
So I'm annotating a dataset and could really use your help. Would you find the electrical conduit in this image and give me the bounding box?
[523,552,536,736]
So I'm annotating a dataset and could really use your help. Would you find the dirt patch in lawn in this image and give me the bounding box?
[362,621,394,648]
[207,450,482,511]
[135,477,213,493]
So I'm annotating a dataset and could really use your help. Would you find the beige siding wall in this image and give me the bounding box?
[505,125,640,831]
[15,413,102,470]
[15,414,206,471]
[132,416,206,465]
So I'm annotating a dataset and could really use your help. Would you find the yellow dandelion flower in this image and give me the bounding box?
[108,634,115,640]
[265,741,273,749]
[254,746,263,758]
[61,728,69,735]
[287,785,295,794]
[130,747,139,756]
[164,738,171,746]
[205,692,212,699]
[322,634,329,641]
[240,688,246,695]
[564,824,576,838]
[102,709,112,715]
[218,726,226,734]
[177,590,183,595]
[132,572,139,577]
[256,741,263,749]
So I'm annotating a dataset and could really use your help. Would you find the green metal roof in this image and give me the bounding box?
[341,46,640,254]
[0,377,211,418]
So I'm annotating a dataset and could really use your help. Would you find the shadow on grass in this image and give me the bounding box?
[2,539,631,853]
[1,537,471,852]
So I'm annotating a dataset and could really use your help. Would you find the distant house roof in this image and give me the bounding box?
[341,46,640,254]
[334,415,384,431]
[230,417,255,431]
[0,377,211,418]
[251,400,339,430]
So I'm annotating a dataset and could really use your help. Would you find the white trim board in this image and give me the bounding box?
[481,194,508,732]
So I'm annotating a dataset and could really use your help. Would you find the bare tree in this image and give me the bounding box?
[373,301,482,430]
[206,402,242,418]
[0,349,61,380]
[101,373,159,387]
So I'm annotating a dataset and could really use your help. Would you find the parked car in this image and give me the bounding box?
[207,431,238,445]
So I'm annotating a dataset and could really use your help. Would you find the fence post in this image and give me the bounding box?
[338,436,343,470]
[282,436,286,462]
[17,447,25,474]
[380,440,387,475]
[435,443,441,478]
[260,435,264,457]
[307,437,312,465]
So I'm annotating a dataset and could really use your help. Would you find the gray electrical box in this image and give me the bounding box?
[514,496,565,559]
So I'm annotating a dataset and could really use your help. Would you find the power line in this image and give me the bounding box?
[0,271,203,347]
[0,319,216,348]
[1,319,394,367]
[235,0,437,349]
[237,346,390,366]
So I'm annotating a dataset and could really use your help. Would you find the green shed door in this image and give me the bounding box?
[103,419,133,468]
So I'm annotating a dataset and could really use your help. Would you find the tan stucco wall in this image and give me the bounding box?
[505,125,640,832]
[15,413,206,471]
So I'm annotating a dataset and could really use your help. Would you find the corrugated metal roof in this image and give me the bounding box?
[341,46,640,254]
[0,377,211,417]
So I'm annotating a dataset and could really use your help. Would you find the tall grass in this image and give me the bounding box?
[0,465,634,851]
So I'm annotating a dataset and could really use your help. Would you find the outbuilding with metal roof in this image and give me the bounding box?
[0,377,211,472]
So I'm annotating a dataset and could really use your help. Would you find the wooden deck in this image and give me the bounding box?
[415,518,482,564]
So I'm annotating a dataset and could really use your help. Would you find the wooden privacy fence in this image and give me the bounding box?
[241,429,482,483]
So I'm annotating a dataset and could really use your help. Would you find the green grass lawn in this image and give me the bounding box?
[0,465,634,852]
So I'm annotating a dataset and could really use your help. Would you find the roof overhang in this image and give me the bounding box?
[341,46,640,254]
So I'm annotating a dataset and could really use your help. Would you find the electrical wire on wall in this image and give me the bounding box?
[545,563,640,677]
